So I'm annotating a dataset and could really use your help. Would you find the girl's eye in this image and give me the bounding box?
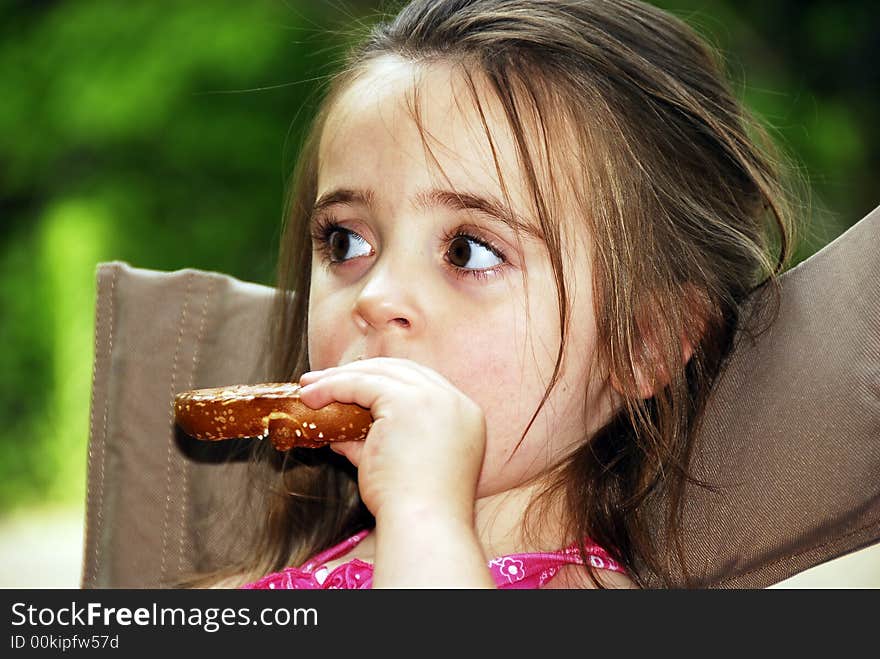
[310,215,507,282]
[446,234,504,272]
[312,222,372,263]
[329,229,371,262]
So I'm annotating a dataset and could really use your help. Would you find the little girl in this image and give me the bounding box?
[189,0,800,589]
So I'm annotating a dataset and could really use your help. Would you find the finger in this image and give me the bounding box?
[298,371,401,415]
[328,358,421,384]
[297,369,325,386]
[370,356,459,391]
[329,440,364,468]
[309,357,450,390]
[301,360,422,392]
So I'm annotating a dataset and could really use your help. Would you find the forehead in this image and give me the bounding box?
[317,56,551,228]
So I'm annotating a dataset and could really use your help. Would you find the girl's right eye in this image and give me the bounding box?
[311,217,372,264]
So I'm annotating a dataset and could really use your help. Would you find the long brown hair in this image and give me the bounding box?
[183,0,803,588]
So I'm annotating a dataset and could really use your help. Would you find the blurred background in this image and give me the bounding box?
[0,0,877,587]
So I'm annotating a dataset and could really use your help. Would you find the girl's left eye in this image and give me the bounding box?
[444,232,505,279]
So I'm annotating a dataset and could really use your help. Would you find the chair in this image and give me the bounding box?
[80,204,880,588]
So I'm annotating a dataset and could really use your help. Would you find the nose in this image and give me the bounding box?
[352,256,421,335]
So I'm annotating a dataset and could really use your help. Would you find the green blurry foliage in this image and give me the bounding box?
[0,0,877,513]
[0,0,360,512]
[655,0,879,247]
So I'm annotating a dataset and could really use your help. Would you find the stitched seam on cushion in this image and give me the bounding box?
[82,264,118,588]
[176,276,216,574]
[713,519,880,587]
[159,273,194,586]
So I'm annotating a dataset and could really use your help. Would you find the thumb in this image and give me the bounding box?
[330,440,364,468]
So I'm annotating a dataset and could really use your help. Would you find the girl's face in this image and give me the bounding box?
[308,57,618,499]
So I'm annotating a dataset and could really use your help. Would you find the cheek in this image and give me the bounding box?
[471,285,603,494]
[446,302,564,489]
[306,289,350,370]
[443,281,542,396]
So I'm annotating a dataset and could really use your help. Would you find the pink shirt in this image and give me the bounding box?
[240,529,627,589]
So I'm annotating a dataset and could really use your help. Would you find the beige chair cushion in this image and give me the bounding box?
[81,204,880,588]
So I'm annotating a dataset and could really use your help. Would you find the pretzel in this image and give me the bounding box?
[173,382,373,451]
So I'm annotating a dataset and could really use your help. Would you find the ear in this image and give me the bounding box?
[609,338,695,400]
[610,284,709,400]
[631,333,698,399]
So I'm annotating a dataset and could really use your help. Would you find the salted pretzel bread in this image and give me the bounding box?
[173,382,373,451]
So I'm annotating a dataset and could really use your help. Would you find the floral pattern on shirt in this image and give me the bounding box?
[489,556,526,584]
[241,530,626,590]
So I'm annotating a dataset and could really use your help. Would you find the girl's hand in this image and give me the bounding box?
[297,358,487,524]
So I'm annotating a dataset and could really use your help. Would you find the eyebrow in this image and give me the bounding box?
[310,187,545,242]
